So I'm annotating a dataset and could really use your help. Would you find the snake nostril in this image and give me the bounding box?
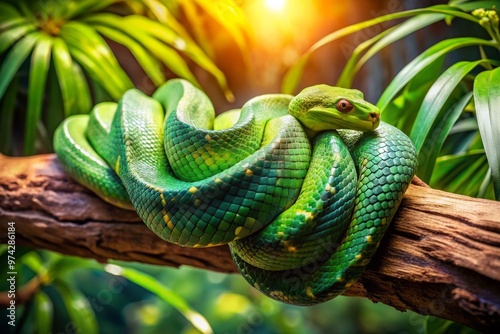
[370,112,380,120]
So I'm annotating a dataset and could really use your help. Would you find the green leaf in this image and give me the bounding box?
[59,21,133,97]
[430,150,494,199]
[381,56,445,135]
[191,0,250,62]
[52,37,78,117]
[417,91,473,182]
[377,37,496,112]
[0,31,39,100]
[441,119,479,156]
[0,16,30,32]
[0,2,21,21]
[451,1,500,11]
[0,74,18,154]
[65,0,120,19]
[123,15,234,100]
[49,257,101,278]
[336,26,398,88]
[411,60,491,154]
[338,13,446,88]
[34,291,53,334]
[53,279,98,334]
[25,34,53,155]
[473,67,500,200]
[0,22,37,54]
[83,14,202,89]
[424,316,453,334]
[105,264,213,334]
[45,65,65,139]
[65,44,123,101]
[70,61,92,115]
[93,24,165,86]
[282,6,479,94]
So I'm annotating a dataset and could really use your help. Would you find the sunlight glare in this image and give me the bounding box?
[265,0,286,12]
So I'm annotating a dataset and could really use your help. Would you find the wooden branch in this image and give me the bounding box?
[0,153,499,333]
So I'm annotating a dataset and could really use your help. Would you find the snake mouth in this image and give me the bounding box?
[300,107,380,132]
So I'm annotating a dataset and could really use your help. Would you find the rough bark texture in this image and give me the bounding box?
[0,153,499,333]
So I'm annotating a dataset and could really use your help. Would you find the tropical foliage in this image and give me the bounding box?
[283,0,500,200]
[0,0,245,155]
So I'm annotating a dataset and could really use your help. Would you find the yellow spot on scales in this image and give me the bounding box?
[325,184,331,191]
[160,193,166,207]
[163,212,175,230]
[245,169,254,176]
[366,235,373,243]
[306,286,316,299]
[189,186,198,194]
[205,134,212,141]
[297,210,314,222]
[235,226,243,236]
[114,155,121,174]
[283,241,297,252]
[356,254,362,260]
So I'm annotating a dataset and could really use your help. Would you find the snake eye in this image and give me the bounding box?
[336,99,354,113]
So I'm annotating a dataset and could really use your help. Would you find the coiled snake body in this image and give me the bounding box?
[54,79,417,305]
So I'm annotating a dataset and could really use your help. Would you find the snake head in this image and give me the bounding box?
[289,84,380,133]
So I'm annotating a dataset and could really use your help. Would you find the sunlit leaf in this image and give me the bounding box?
[339,13,448,88]
[59,21,133,95]
[105,264,214,334]
[473,67,500,199]
[52,37,78,118]
[70,61,92,115]
[417,91,472,182]
[282,6,479,94]
[381,56,445,135]
[49,256,101,278]
[83,13,202,90]
[451,1,500,11]
[440,119,479,156]
[24,34,53,155]
[93,24,165,86]
[0,31,39,100]
[53,279,98,334]
[122,14,234,100]
[377,37,495,112]
[411,60,492,155]
[65,44,123,100]
[34,291,53,334]
[0,22,37,54]
[65,0,120,19]
[0,16,26,31]
[191,0,250,60]
[21,251,47,276]
[336,26,397,88]
[45,66,64,138]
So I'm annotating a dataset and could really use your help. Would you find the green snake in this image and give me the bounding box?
[54,79,417,305]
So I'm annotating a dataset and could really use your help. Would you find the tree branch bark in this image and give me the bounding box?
[0,153,499,333]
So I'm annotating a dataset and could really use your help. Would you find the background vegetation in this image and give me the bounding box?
[1,0,498,333]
